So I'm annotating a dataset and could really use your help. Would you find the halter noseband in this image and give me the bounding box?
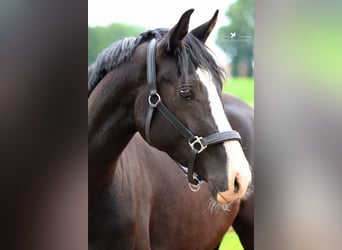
[144,38,241,189]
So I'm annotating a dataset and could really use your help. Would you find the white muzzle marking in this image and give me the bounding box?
[197,69,251,203]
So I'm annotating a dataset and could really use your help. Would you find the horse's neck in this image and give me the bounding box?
[88,68,143,192]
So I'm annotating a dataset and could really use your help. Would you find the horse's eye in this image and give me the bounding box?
[179,87,192,100]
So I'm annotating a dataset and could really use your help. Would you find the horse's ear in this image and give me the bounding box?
[163,9,194,50]
[190,10,218,43]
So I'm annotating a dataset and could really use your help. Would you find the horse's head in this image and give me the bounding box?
[134,9,251,204]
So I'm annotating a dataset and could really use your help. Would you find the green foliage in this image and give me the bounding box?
[216,0,254,77]
[88,23,145,65]
[223,77,254,106]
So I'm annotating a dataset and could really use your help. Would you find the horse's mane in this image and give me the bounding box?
[88,29,166,96]
[88,28,224,97]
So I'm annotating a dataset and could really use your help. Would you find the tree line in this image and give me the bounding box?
[88,0,254,76]
[88,23,145,65]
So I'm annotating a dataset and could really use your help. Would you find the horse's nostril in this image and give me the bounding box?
[234,177,240,193]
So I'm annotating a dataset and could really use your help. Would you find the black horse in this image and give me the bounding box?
[88,9,253,249]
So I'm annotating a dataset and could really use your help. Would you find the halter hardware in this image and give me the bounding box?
[189,182,201,192]
[144,38,242,189]
[148,93,161,107]
[178,164,203,192]
[189,136,207,154]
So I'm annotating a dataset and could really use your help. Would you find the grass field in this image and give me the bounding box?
[222,77,254,107]
[219,230,244,250]
[219,77,254,250]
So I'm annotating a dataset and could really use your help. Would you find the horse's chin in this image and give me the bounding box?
[208,197,237,213]
[207,180,253,205]
[208,183,253,213]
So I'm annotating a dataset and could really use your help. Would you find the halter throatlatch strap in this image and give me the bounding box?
[144,38,242,187]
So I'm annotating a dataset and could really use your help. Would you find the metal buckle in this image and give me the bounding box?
[148,93,161,107]
[189,136,207,153]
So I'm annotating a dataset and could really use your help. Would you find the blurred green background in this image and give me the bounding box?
[219,228,244,250]
[223,77,254,107]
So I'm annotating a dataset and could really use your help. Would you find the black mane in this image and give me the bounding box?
[88,28,224,97]
[88,29,167,97]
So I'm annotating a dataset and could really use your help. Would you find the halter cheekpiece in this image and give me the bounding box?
[144,38,242,190]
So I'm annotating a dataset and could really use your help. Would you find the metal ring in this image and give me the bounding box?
[189,182,201,192]
[148,93,161,107]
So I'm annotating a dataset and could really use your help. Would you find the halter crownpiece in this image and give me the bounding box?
[144,38,242,189]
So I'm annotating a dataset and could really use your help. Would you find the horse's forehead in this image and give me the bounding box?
[157,57,200,80]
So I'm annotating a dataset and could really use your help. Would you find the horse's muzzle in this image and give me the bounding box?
[216,174,251,204]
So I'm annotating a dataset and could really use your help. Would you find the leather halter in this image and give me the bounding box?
[144,38,241,187]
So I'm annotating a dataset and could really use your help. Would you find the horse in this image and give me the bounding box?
[88,9,253,249]
[113,93,254,250]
